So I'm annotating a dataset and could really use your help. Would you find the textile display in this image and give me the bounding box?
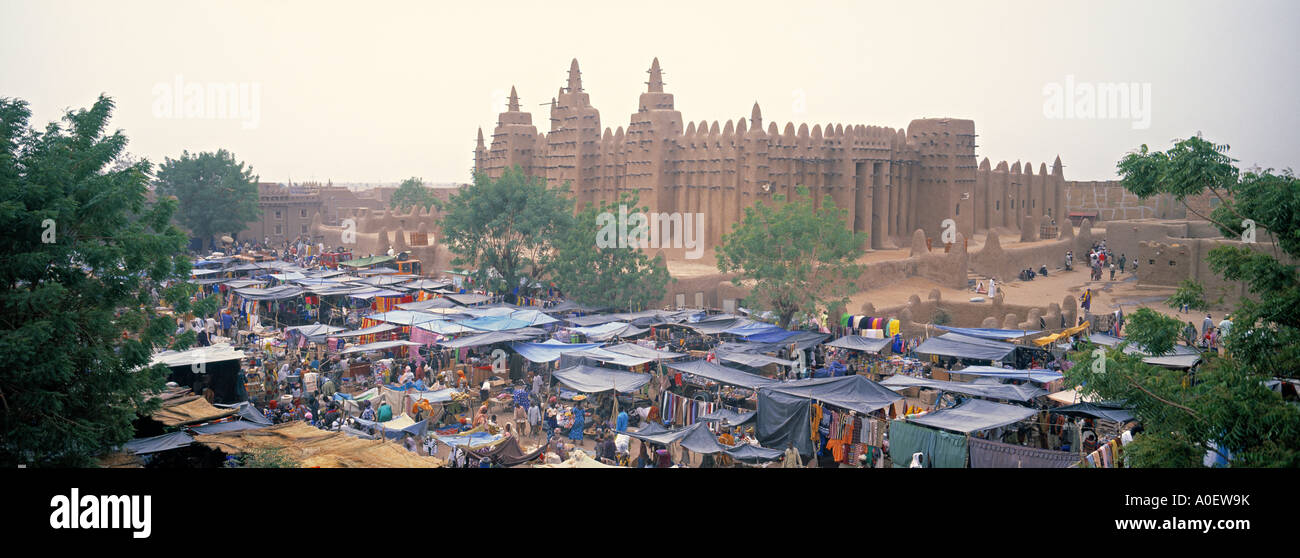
[968,437,1080,468]
[660,391,716,427]
[888,420,968,468]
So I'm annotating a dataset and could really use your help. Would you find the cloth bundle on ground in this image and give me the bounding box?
[967,437,1080,468]
[466,436,545,467]
[887,420,969,468]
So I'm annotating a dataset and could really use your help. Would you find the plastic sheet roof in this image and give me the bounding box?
[760,375,902,414]
[825,335,891,353]
[571,322,649,341]
[951,365,1063,384]
[150,343,245,368]
[437,330,543,349]
[906,399,1037,433]
[602,343,685,360]
[665,360,778,389]
[879,374,1048,402]
[509,340,605,363]
[914,332,1017,361]
[233,285,304,300]
[552,364,651,393]
[340,340,423,354]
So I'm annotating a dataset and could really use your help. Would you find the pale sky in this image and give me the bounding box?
[2,0,1297,184]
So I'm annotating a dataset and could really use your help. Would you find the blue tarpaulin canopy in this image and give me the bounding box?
[1050,401,1136,423]
[351,417,429,440]
[689,317,753,335]
[215,401,274,425]
[715,351,796,369]
[233,285,304,300]
[571,322,649,341]
[1088,332,1202,369]
[914,332,1018,361]
[907,398,1037,433]
[677,423,730,454]
[510,340,605,363]
[723,322,784,338]
[445,293,491,306]
[725,443,784,463]
[437,330,543,349]
[934,325,1039,340]
[284,323,345,343]
[825,335,891,353]
[414,320,476,336]
[623,422,696,446]
[552,364,651,393]
[457,310,558,331]
[879,374,1048,402]
[121,431,195,455]
[347,288,405,300]
[698,408,755,425]
[665,360,778,389]
[746,329,801,343]
[760,375,903,414]
[397,298,460,310]
[333,323,400,338]
[405,388,460,404]
[189,420,268,435]
[952,365,1063,384]
[565,314,622,327]
[602,343,685,360]
[434,430,502,449]
[365,310,443,326]
[340,340,422,354]
[564,347,654,367]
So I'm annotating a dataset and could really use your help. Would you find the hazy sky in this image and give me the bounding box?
[2,0,1297,184]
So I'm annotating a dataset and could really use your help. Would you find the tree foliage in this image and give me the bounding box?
[390,176,438,212]
[0,95,199,466]
[1068,136,1300,467]
[1164,278,1217,313]
[154,149,260,251]
[550,193,673,311]
[436,167,573,298]
[716,186,865,328]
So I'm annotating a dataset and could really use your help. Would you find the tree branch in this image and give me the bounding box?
[1127,378,1202,421]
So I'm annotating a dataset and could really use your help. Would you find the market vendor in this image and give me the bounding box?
[613,408,629,431]
[550,428,569,461]
[569,403,585,445]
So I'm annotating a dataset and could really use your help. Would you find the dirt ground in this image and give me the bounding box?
[669,228,1207,324]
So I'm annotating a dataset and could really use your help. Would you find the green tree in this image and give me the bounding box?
[1066,137,1300,467]
[716,186,865,328]
[550,193,673,311]
[0,95,201,466]
[390,176,438,212]
[155,149,260,251]
[1166,278,1210,312]
[436,167,573,299]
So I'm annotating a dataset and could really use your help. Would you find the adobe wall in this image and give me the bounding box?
[659,229,968,311]
[969,219,1092,281]
[312,205,456,275]
[1064,181,1183,221]
[853,290,1079,339]
[1137,238,1279,304]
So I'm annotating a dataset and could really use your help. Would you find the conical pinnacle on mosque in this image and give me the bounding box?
[646,57,664,93]
[567,59,582,92]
